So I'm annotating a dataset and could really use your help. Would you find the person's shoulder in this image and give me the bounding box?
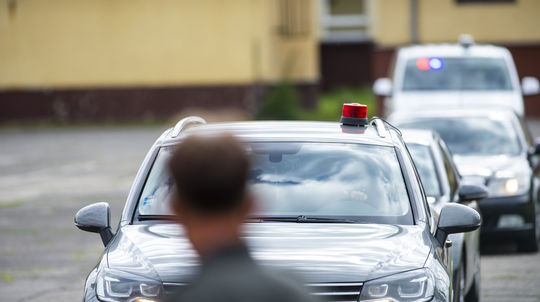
[167,264,318,302]
[250,265,318,302]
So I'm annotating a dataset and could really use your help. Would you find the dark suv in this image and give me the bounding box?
[75,105,484,302]
[392,109,540,252]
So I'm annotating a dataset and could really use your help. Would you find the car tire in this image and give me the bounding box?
[454,261,466,302]
[465,251,481,302]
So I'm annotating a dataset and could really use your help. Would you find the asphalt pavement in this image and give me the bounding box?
[0,121,539,302]
[0,126,164,301]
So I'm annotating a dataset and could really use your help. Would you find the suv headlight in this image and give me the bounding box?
[359,268,434,302]
[487,170,530,197]
[96,267,163,302]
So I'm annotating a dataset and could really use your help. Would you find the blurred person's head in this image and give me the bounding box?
[168,133,253,258]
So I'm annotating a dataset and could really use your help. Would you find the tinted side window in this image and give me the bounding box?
[518,116,533,147]
[402,144,431,222]
[440,144,457,197]
[407,144,441,198]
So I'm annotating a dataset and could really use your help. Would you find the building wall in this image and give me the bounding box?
[368,0,411,46]
[0,0,319,89]
[320,41,373,91]
[418,0,540,45]
[0,0,319,121]
[371,0,540,47]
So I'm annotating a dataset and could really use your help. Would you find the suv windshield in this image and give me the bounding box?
[407,144,441,198]
[402,57,512,91]
[397,117,521,156]
[137,142,413,225]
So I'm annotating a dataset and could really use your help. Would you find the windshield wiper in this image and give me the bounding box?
[248,215,357,223]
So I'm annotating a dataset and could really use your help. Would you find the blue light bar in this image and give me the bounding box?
[428,58,443,70]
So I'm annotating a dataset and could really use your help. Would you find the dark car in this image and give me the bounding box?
[402,129,485,302]
[391,109,540,252]
[75,105,483,302]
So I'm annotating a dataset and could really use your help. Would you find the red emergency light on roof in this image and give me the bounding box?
[341,103,368,126]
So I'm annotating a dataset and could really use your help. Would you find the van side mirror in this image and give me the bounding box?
[75,202,114,246]
[435,203,481,246]
[458,184,488,202]
[373,78,393,96]
[522,77,540,96]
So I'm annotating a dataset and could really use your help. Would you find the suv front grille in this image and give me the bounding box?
[164,281,363,302]
[306,282,363,302]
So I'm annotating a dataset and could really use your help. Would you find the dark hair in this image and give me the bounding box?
[168,133,250,213]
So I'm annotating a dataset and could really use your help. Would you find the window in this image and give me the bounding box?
[517,116,533,147]
[278,0,311,37]
[138,143,414,225]
[248,143,411,224]
[439,144,458,197]
[407,144,442,198]
[403,57,512,91]
[397,117,522,156]
[319,0,370,42]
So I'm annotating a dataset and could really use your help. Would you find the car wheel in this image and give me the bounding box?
[465,251,481,302]
[454,261,466,302]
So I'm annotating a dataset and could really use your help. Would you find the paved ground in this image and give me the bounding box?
[0,126,164,301]
[0,121,539,301]
[481,242,540,302]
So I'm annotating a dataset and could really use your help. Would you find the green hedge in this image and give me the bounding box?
[256,85,377,121]
[300,87,377,121]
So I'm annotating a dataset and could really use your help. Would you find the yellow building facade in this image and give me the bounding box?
[370,0,540,46]
[3,0,539,120]
[0,0,319,120]
[0,0,319,89]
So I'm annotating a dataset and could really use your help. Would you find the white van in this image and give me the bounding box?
[373,35,540,117]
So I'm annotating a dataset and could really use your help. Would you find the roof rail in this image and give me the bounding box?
[372,118,388,138]
[369,117,401,138]
[170,116,206,138]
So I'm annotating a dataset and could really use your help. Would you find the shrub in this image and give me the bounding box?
[300,87,376,121]
[257,82,301,120]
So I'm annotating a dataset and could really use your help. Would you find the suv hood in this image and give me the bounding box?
[107,223,431,283]
[391,91,522,114]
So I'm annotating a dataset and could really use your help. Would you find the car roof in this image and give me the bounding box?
[397,43,511,59]
[401,129,438,147]
[389,108,517,122]
[159,120,399,147]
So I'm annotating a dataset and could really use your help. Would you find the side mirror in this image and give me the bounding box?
[530,138,540,156]
[522,77,540,96]
[75,202,114,246]
[435,203,481,246]
[458,184,488,202]
[373,77,393,96]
